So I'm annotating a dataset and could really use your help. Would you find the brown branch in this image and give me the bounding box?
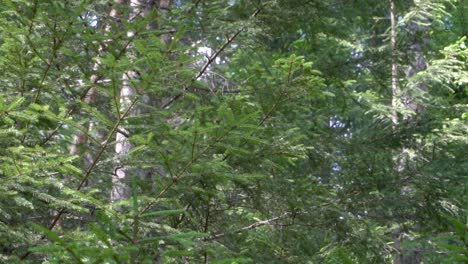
[222,88,287,162]
[161,29,240,109]
[20,97,139,261]
[187,0,203,14]
[77,98,138,191]
[138,126,236,215]
[194,31,242,81]
[161,8,261,109]
[39,33,136,147]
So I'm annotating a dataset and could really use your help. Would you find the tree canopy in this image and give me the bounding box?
[0,0,466,263]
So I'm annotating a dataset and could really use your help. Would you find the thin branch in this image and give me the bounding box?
[138,126,236,215]
[174,203,192,229]
[39,34,136,146]
[20,97,139,261]
[77,98,139,191]
[222,88,287,162]
[187,0,203,15]
[201,212,292,242]
[161,8,261,109]
[194,31,242,81]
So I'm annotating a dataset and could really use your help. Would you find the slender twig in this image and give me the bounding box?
[27,0,39,33]
[161,8,261,109]
[222,88,287,162]
[39,33,136,146]
[187,0,203,14]
[39,87,94,146]
[138,126,235,215]
[77,98,139,191]
[173,203,192,229]
[20,97,139,261]
[194,31,242,81]
[21,30,62,144]
[258,90,287,127]
[200,212,292,242]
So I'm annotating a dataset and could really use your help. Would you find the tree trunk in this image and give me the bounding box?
[112,71,136,202]
[111,0,171,203]
[66,1,126,225]
[390,1,427,263]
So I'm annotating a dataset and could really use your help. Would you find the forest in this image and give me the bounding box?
[0,0,466,263]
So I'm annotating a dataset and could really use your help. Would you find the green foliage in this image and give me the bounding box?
[0,0,466,263]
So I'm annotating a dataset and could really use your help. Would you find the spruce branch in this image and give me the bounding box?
[161,8,261,109]
[39,33,137,146]
[20,97,139,261]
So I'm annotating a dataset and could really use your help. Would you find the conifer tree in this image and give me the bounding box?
[0,0,465,263]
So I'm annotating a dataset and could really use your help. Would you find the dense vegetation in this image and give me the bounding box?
[0,0,466,263]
